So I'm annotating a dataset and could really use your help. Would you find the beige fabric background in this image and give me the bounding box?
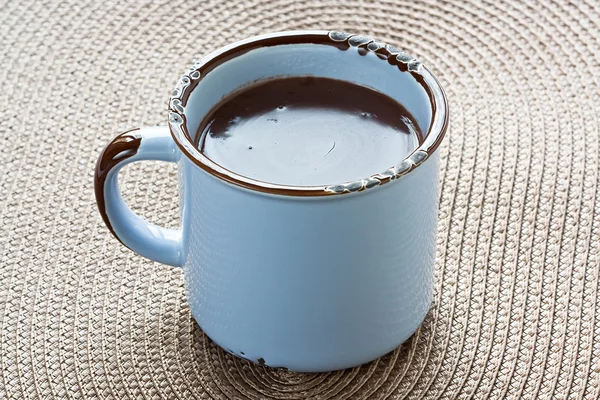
[1,0,600,398]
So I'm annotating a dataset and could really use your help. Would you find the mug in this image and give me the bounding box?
[94,30,448,372]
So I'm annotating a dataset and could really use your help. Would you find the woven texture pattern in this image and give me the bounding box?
[1,0,600,398]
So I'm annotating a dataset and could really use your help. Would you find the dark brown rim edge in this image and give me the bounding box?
[168,30,449,197]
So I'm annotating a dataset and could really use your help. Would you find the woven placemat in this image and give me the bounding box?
[1,0,599,398]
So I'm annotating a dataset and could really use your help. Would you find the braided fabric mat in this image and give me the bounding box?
[2,0,600,398]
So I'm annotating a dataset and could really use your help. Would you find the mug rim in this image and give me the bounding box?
[167,30,449,197]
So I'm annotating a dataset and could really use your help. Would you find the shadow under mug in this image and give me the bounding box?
[94,30,449,372]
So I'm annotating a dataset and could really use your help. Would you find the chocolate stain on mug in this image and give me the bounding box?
[94,129,142,244]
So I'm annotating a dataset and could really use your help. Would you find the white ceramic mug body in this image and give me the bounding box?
[94,31,448,372]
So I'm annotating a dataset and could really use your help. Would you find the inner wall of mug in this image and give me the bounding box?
[184,44,433,145]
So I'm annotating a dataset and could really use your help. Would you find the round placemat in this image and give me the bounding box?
[1,0,599,398]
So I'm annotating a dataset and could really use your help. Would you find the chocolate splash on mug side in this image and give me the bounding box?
[94,129,142,243]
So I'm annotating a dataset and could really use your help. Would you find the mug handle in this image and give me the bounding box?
[94,126,183,267]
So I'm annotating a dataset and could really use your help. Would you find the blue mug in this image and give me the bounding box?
[95,31,448,372]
